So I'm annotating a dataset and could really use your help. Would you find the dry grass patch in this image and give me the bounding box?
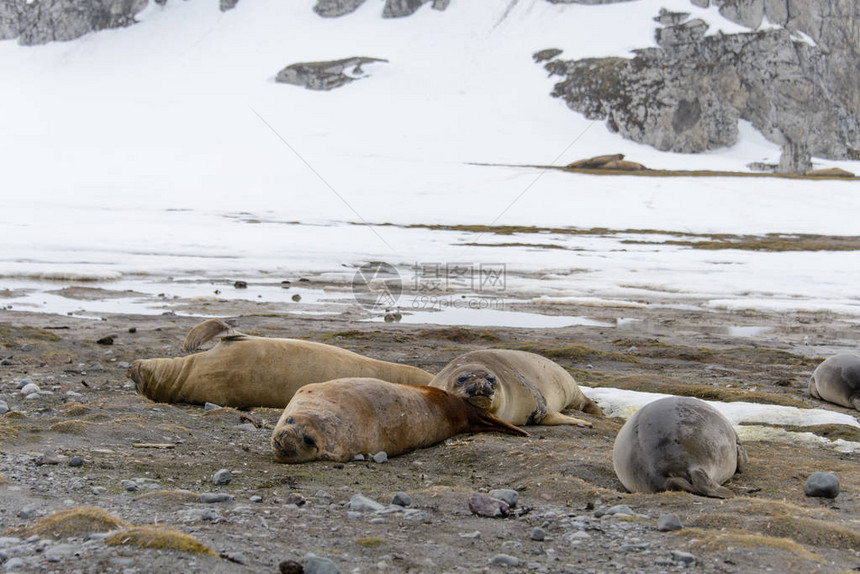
[105,525,217,556]
[417,327,501,344]
[504,342,638,364]
[679,528,824,562]
[49,420,93,434]
[10,506,129,539]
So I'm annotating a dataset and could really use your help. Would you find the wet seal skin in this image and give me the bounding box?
[128,319,433,408]
[613,396,747,498]
[429,349,602,426]
[270,377,529,463]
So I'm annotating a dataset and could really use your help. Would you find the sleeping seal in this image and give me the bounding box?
[270,377,529,463]
[128,319,433,408]
[612,396,747,499]
[809,354,860,411]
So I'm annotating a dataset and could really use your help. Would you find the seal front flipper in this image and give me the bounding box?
[183,318,237,351]
[540,411,592,427]
[664,469,733,499]
[466,405,530,438]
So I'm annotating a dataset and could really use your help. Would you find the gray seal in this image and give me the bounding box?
[809,354,860,411]
[612,396,747,498]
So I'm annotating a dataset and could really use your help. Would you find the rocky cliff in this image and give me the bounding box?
[544,0,859,170]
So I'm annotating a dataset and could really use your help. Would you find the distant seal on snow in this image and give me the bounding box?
[128,319,433,408]
[612,396,747,499]
[809,354,860,411]
[428,349,602,426]
[270,377,529,463]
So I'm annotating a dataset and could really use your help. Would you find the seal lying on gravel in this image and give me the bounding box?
[428,349,602,426]
[809,354,860,411]
[613,396,747,499]
[271,377,529,463]
[128,319,433,408]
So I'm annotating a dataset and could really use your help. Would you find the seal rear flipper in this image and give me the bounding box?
[183,318,237,351]
[468,407,529,437]
[541,411,592,427]
[664,469,733,499]
[581,396,604,416]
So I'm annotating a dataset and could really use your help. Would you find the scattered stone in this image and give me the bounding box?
[304,552,341,574]
[533,48,563,63]
[20,344,31,352]
[68,456,85,467]
[391,492,412,507]
[250,495,263,503]
[804,472,840,498]
[468,492,509,518]
[371,451,388,464]
[605,505,635,516]
[671,550,696,565]
[96,336,114,345]
[16,378,33,389]
[200,493,233,504]
[213,469,232,485]
[531,527,546,541]
[657,514,683,531]
[348,494,385,512]
[285,493,307,506]
[292,294,302,302]
[36,452,62,465]
[87,362,105,371]
[18,504,41,519]
[3,558,25,571]
[0,400,11,414]
[204,402,221,411]
[233,280,248,289]
[121,480,138,492]
[488,489,519,508]
[489,554,520,567]
[383,312,401,323]
[351,454,365,462]
[279,560,304,574]
[91,486,107,495]
[19,382,39,395]
[222,551,247,564]
[459,530,481,539]
[116,361,130,369]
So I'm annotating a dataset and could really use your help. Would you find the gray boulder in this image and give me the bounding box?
[313,0,367,18]
[276,57,387,91]
[545,6,860,169]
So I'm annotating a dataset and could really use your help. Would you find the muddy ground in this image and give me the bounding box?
[0,289,858,573]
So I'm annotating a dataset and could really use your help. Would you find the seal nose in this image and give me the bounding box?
[465,379,494,398]
[127,361,145,393]
[271,425,301,462]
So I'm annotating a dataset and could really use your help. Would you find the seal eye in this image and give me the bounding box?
[485,374,497,385]
[303,434,316,449]
[285,416,294,424]
[456,373,470,385]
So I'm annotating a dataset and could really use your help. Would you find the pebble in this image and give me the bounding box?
[19,383,39,395]
[20,344,31,352]
[605,505,635,517]
[350,454,365,462]
[285,493,307,506]
[250,495,263,503]
[468,492,509,518]
[348,494,384,512]
[804,472,840,498]
[657,514,683,531]
[279,560,303,574]
[371,451,388,464]
[116,361,130,369]
[88,362,105,372]
[212,469,232,485]
[459,531,481,539]
[0,400,8,415]
[121,480,138,492]
[69,456,84,468]
[292,294,302,302]
[235,423,257,432]
[65,390,83,398]
[91,486,107,495]
[200,493,233,504]
[36,452,63,466]
[3,557,25,570]
[16,378,33,389]
[24,393,40,400]
[531,527,546,541]
[203,402,221,411]
[304,553,341,574]
[671,550,696,565]
[489,554,520,567]
[488,489,519,508]
[44,544,76,562]
[18,504,40,519]
[391,492,412,507]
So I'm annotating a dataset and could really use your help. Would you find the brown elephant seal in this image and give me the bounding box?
[128,319,433,408]
[613,396,747,499]
[270,377,529,463]
[809,354,860,410]
[428,349,602,426]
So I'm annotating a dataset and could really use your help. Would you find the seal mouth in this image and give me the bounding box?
[127,361,144,393]
[271,432,299,462]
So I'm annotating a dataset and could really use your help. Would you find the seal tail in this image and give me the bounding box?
[467,406,530,438]
[183,318,237,351]
[664,468,734,499]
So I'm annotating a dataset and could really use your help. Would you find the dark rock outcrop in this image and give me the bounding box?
[545,6,860,171]
[275,57,388,91]
[0,0,148,45]
[315,0,449,18]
